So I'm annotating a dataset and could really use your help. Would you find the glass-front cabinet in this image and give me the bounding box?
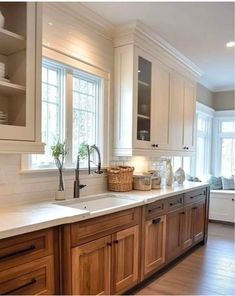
[137,56,151,143]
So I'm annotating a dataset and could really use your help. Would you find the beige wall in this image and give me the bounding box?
[213,91,235,111]
[196,83,235,110]
[196,83,214,108]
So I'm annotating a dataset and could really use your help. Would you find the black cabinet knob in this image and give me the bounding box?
[152,144,156,147]
[156,144,159,148]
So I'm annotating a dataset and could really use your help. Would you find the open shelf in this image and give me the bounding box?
[0,80,26,96]
[137,114,150,120]
[0,28,26,55]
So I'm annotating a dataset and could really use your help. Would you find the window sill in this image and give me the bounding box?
[20,167,107,176]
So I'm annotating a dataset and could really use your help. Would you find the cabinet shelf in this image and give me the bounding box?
[138,80,150,87]
[0,28,26,55]
[0,80,26,96]
[137,114,150,120]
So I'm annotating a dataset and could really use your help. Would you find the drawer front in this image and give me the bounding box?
[167,195,184,212]
[0,256,54,295]
[0,228,54,272]
[145,199,166,220]
[184,188,206,205]
[71,207,141,246]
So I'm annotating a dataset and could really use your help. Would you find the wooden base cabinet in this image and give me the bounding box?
[71,226,139,295]
[143,215,166,276]
[191,201,205,244]
[113,226,139,294]
[71,236,111,295]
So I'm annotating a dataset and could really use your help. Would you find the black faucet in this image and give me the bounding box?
[88,144,103,175]
[73,155,86,198]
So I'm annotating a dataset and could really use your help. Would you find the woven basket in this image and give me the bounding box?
[107,166,134,192]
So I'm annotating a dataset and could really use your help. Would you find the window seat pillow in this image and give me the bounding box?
[209,176,223,190]
[221,176,235,190]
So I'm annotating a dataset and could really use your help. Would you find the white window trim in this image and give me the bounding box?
[212,110,235,176]
[21,47,111,173]
[193,102,214,178]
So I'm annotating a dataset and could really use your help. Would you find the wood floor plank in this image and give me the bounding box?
[135,223,235,295]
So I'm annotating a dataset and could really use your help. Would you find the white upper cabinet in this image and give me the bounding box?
[152,60,171,150]
[0,3,44,153]
[113,23,199,156]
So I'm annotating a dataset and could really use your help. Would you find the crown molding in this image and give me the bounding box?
[43,2,114,41]
[115,21,203,79]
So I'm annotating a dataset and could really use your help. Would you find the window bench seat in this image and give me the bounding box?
[209,190,235,223]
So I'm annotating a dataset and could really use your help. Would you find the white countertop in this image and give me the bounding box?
[0,182,208,240]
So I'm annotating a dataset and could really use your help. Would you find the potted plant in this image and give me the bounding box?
[51,141,67,200]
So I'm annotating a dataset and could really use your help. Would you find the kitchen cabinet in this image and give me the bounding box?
[191,201,205,244]
[209,191,235,223]
[0,2,44,153]
[72,236,111,295]
[113,226,139,294]
[143,215,166,276]
[169,71,196,152]
[113,44,197,157]
[166,208,183,262]
[62,208,141,295]
[0,228,58,295]
[71,225,140,295]
[166,190,206,262]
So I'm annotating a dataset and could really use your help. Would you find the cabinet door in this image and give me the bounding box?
[152,61,171,150]
[0,3,40,141]
[71,236,111,295]
[169,71,184,150]
[113,225,139,294]
[134,48,153,149]
[166,209,184,262]
[144,215,166,276]
[192,201,205,244]
[209,194,235,223]
[183,79,196,151]
[181,207,193,251]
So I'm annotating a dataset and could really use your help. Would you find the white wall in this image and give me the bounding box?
[0,3,114,206]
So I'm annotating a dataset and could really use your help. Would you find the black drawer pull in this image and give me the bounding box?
[169,199,182,206]
[0,244,36,260]
[114,240,119,244]
[152,218,161,224]
[192,207,198,210]
[3,278,36,295]
[107,242,112,246]
[148,205,162,213]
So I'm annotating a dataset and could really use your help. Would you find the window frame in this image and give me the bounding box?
[212,110,235,176]
[21,47,110,172]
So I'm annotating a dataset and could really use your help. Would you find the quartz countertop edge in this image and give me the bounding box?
[0,182,209,240]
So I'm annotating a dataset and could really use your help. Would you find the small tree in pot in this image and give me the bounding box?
[51,141,67,200]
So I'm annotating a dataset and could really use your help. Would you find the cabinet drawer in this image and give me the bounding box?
[167,195,184,212]
[145,199,166,220]
[71,207,140,246]
[0,256,54,295]
[184,189,206,205]
[0,228,54,272]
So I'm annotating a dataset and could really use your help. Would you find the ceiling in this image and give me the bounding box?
[82,2,235,92]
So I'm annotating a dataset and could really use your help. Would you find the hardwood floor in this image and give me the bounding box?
[135,223,235,295]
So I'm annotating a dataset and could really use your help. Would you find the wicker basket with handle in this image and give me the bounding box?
[107,166,134,192]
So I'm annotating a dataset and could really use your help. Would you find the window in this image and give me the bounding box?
[195,112,212,179]
[214,117,235,176]
[31,58,104,169]
[172,156,192,175]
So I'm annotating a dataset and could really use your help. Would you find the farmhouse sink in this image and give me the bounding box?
[54,194,138,214]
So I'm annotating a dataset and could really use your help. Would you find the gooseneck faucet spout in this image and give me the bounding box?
[73,155,86,198]
[88,144,103,175]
